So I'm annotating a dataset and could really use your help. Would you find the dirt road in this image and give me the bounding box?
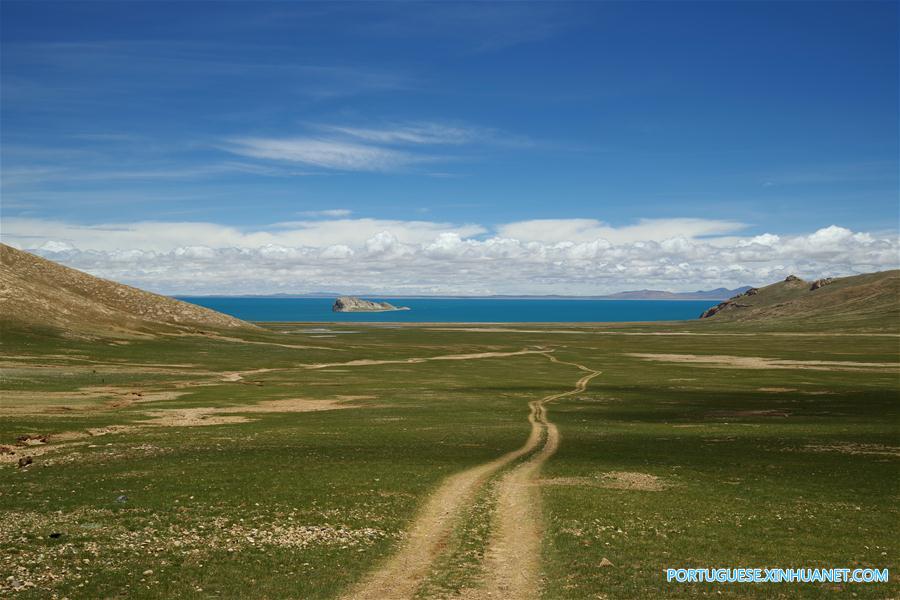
[474,356,600,599]
[343,353,600,600]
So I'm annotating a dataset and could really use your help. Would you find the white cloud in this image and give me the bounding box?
[1,160,317,189]
[4,217,897,295]
[296,209,353,218]
[1,217,486,253]
[496,218,746,244]
[224,137,426,172]
[220,120,525,173]
[319,244,354,260]
[37,240,76,253]
[317,122,484,146]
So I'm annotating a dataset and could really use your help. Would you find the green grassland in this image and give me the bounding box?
[1,319,898,599]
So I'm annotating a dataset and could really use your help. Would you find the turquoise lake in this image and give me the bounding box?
[176,297,720,323]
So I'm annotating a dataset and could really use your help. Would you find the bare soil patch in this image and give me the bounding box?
[139,397,373,427]
[0,387,188,415]
[167,332,340,351]
[757,387,834,396]
[0,440,91,465]
[707,409,791,418]
[2,397,375,467]
[139,410,250,427]
[800,443,900,458]
[539,473,671,492]
[539,476,596,486]
[629,353,899,372]
[598,471,670,491]
[219,368,278,383]
[305,348,550,370]
[427,327,590,334]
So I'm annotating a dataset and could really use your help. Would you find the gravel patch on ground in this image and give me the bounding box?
[599,471,670,491]
[541,471,671,492]
[799,443,900,458]
[0,508,395,594]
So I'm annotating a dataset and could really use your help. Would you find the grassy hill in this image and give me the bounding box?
[698,270,900,331]
[0,244,253,337]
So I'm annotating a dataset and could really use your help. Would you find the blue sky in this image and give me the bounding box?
[1,1,898,294]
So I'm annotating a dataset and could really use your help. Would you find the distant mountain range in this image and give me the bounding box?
[598,287,753,300]
[180,287,752,301]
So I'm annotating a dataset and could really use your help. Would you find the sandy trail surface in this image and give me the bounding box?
[306,348,549,370]
[342,422,542,600]
[471,356,600,600]
[344,353,599,600]
[162,332,341,351]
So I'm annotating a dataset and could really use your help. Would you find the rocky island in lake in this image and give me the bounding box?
[332,296,411,313]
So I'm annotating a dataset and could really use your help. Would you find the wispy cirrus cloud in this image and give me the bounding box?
[223,137,426,172]
[1,40,415,106]
[296,209,353,218]
[317,122,487,145]
[496,218,747,244]
[222,120,529,172]
[1,119,522,195]
[350,2,583,54]
[762,161,898,187]
[0,161,313,187]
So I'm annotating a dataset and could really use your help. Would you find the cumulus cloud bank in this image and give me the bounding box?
[2,217,897,295]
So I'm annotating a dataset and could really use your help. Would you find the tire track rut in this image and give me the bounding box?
[343,353,599,600]
[472,356,600,600]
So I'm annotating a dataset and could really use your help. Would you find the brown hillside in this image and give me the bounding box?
[0,244,253,336]
[698,270,900,331]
